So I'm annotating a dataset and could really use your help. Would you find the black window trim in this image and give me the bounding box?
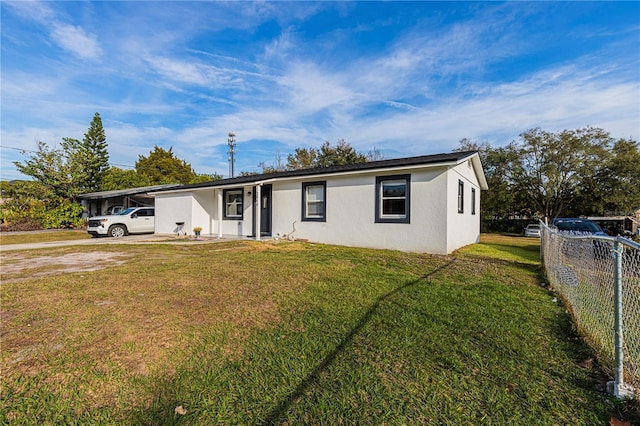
[375,174,411,224]
[458,180,464,214]
[301,181,327,222]
[223,188,244,220]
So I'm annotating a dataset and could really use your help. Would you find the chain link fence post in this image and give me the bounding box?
[541,223,638,400]
[608,240,636,399]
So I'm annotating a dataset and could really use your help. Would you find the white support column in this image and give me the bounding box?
[255,184,261,241]
[217,189,223,238]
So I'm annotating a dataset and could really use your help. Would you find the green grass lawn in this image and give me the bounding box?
[1,235,635,424]
[0,229,91,245]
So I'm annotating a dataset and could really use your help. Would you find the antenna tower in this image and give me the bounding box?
[227,131,236,177]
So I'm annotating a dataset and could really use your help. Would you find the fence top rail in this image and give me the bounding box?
[539,220,640,250]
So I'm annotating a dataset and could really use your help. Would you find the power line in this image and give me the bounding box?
[0,145,135,169]
[0,145,38,154]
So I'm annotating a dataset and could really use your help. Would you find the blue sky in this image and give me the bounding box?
[2,1,639,181]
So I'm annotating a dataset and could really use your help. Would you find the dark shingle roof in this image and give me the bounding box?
[155,151,479,192]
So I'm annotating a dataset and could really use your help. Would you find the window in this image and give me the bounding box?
[471,188,476,215]
[223,189,243,219]
[302,181,326,221]
[133,208,153,217]
[458,180,464,214]
[375,174,410,223]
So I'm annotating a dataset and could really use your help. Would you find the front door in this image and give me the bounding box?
[260,185,272,236]
[253,185,272,236]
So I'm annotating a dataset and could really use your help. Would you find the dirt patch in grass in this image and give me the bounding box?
[0,242,314,413]
[2,239,631,424]
[0,251,128,282]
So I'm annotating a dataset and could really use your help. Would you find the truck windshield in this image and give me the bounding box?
[555,221,601,233]
[118,208,137,215]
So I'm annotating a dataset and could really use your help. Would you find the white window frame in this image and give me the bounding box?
[302,181,326,222]
[375,174,411,224]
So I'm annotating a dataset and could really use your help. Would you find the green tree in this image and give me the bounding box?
[100,167,152,191]
[14,113,110,198]
[316,139,367,167]
[80,112,110,191]
[135,146,198,184]
[286,140,367,170]
[14,141,78,202]
[10,115,112,229]
[507,127,612,219]
[455,138,520,219]
[0,176,83,229]
[601,138,640,215]
[286,147,318,170]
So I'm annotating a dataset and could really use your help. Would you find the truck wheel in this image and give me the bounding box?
[109,225,127,238]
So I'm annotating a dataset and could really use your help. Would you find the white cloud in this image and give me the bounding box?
[2,2,638,181]
[143,56,211,86]
[4,1,56,25]
[336,65,640,154]
[277,62,356,114]
[5,2,103,60]
[0,71,60,98]
[50,23,103,60]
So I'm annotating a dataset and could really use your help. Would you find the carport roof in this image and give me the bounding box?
[77,184,183,200]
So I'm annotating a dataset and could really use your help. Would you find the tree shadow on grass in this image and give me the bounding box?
[260,260,456,425]
[126,252,628,425]
[124,260,455,426]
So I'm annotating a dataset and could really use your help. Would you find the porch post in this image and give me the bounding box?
[255,184,261,241]
[217,189,223,238]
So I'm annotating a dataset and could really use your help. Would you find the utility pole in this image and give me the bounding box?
[227,131,236,178]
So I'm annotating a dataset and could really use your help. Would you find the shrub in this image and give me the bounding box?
[41,202,84,228]
[0,199,84,230]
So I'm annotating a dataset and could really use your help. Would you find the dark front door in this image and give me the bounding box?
[253,184,272,236]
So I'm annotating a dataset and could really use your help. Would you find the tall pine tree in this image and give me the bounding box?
[81,112,110,191]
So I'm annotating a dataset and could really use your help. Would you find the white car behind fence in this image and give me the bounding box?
[524,224,541,237]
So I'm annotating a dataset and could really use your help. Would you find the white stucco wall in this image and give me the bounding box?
[192,191,216,235]
[214,187,253,237]
[270,167,452,253]
[156,187,252,237]
[155,192,193,234]
[152,155,484,254]
[445,159,481,253]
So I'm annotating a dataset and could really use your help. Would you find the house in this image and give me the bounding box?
[77,184,182,217]
[152,151,488,254]
[589,209,640,237]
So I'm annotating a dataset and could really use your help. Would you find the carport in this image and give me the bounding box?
[77,184,182,216]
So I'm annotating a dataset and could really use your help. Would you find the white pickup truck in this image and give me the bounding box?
[87,207,155,237]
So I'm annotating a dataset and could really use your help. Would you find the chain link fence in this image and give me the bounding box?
[540,222,639,399]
